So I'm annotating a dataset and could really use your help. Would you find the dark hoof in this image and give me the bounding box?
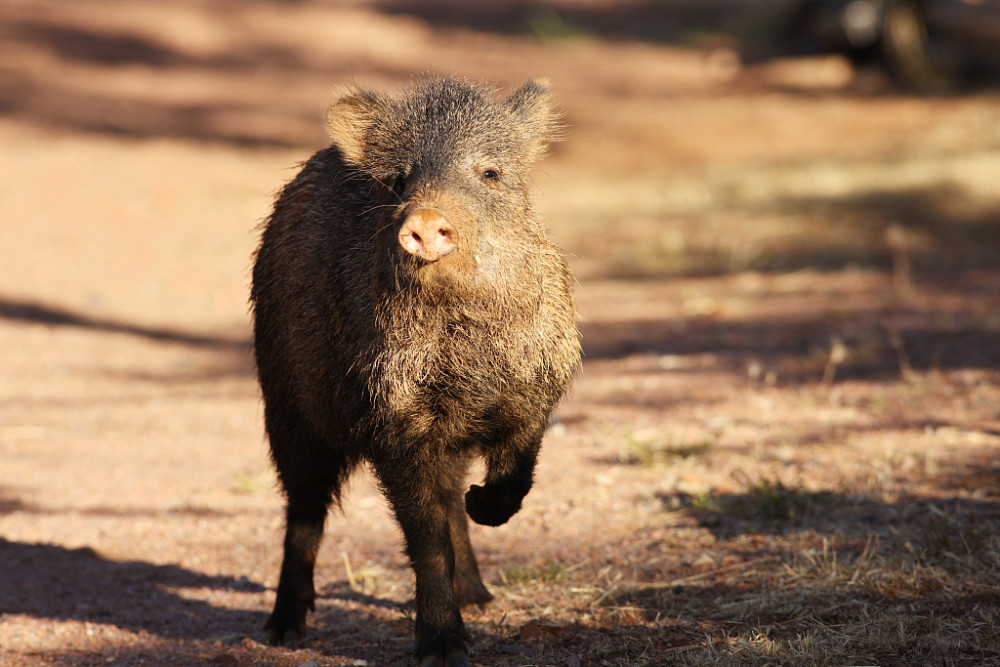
[265,627,303,648]
[465,484,521,527]
[419,649,471,667]
[264,615,305,647]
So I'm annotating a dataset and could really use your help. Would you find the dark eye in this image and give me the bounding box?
[391,174,406,194]
[481,169,499,181]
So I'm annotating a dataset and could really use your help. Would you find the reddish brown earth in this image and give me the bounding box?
[2,2,999,666]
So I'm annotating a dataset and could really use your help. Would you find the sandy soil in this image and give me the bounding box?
[2,2,999,666]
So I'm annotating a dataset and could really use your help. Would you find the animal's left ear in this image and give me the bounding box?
[506,78,562,163]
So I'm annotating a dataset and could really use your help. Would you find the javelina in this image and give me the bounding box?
[250,77,580,667]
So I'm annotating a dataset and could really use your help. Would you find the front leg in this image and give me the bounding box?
[373,457,471,667]
[465,426,543,527]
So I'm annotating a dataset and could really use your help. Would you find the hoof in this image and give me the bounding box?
[264,618,304,648]
[266,627,303,648]
[465,484,521,527]
[419,649,471,667]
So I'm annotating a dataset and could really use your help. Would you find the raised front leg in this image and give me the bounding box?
[465,425,544,527]
[374,458,472,667]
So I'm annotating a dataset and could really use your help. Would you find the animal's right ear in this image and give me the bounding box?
[506,78,562,164]
[325,90,383,166]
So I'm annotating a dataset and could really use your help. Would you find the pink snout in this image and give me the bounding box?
[398,209,457,262]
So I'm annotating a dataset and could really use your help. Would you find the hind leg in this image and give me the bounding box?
[445,467,493,608]
[266,496,327,645]
[263,407,347,645]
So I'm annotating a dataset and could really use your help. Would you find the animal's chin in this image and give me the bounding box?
[399,251,479,290]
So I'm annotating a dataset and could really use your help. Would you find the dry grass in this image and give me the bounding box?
[470,492,1000,666]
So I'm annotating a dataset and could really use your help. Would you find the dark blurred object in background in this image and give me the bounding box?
[786,0,1000,91]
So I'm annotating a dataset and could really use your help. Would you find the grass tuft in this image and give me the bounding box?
[618,426,712,466]
[693,474,840,529]
[499,558,566,587]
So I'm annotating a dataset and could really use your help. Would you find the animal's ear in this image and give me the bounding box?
[506,78,562,162]
[325,89,385,165]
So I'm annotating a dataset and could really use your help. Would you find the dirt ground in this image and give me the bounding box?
[2,1,1000,666]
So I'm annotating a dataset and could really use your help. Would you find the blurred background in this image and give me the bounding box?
[2,1,999,666]
[2,0,999,322]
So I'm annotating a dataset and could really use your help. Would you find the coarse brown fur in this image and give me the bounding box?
[250,77,580,667]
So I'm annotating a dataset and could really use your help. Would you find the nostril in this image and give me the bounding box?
[399,209,457,262]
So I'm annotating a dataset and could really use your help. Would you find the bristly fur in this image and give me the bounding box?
[251,77,579,667]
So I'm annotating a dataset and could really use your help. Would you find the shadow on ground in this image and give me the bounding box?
[375,0,773,46]
[0,5,407,147]
[0,539,266,639]
[0,536,420,665]
[591,184,1000,281]
[7,471,1000,666]
[0,0,802,148]
[0,297,248,350]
